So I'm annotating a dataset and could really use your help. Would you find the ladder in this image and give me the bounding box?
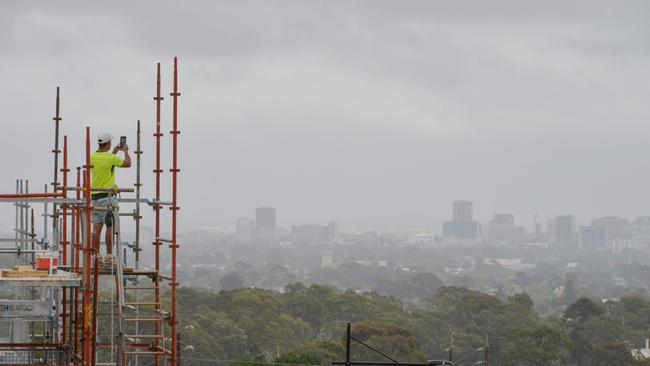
[115,208,167,365]
[89,199,169,366]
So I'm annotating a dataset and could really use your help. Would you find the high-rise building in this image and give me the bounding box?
[547,217,557,241]
[452,200,474,222]
[488,213,523,245]
[578,226,608,250]
[492,213,515,226]
[591,216,628,244]
[443,221,480,240]
[555,215,576,248]
[255,207,276,230]
[443,200,480,243]
[626,216,650,238]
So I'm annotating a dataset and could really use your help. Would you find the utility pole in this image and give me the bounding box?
[346,323,351,366]
[484,335,489,366]
[177,332,182,366]
[448,332,454,363]
[334,323,452,366]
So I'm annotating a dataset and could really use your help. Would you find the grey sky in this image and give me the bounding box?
[1,1,650,232]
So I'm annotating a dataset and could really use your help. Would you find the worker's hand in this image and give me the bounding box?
[122,143,129,152]
[112,145,121,154]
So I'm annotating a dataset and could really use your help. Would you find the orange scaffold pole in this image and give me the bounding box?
[61,135,69,345]
[74,166,82,356]
[83,127,93,366]
[169,56,180,366]
[153,61,163,366]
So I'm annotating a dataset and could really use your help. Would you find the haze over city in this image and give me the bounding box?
[2,1,650,232]
[5,2,650,366]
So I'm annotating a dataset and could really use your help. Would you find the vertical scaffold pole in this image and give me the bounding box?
[134,119,143,366]
[153,61,163,366]
[15,180,18,253]
[91,188,100,366]
[24,180,28,253]
[43,184,48,244]
[52,87,62,249]
[169,56,180,366]
[19,180,24,251]
[135,120,142,265]
[74,167,82,356]
[61,135,69,344]
[69,182,76,352]
[83,127,93,366]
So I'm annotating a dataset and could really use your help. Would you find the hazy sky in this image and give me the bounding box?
[1,1,650,233]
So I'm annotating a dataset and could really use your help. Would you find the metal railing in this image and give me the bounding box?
[0,344,69,365]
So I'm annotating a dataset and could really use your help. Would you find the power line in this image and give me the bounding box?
[183,358,320,366]
[453,347,484,365]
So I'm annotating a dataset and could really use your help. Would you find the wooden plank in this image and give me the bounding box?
[2,270,49,278]
[13,265,34,271]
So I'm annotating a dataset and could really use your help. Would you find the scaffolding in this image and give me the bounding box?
[0,58,181,366]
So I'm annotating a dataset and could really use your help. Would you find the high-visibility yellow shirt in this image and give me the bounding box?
[90,151,124,194]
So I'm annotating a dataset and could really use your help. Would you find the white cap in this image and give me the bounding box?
[97,132,113,144]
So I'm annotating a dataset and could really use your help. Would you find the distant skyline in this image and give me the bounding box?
[1,1,650,232]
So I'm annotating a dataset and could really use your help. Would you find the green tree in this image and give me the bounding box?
[231,355,265,366]
[220,272,245,290]
[274,352,320,366]
[301,339,345,365]
[506,323,571,366]
[591,343,634,366]
[563,298,604,326]
[351,320,425,361]
[508,293,534,310]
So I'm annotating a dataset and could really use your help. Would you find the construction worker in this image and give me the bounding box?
[91,132,131,258]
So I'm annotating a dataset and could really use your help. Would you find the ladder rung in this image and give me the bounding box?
[125,286,156,290]
[125,351,166,355]
[125,334,164,338]
[124,318,162,322]
[124,302,160,305]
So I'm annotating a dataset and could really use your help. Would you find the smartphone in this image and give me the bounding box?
[119,136,127,148]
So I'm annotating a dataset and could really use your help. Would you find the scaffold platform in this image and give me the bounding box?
[0,58,182,366]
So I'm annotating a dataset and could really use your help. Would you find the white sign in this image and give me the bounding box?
[0,300,52,317]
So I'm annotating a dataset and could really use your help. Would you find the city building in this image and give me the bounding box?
[255,206,276,230]
[492,213,514,226]
[453,200,474,222]
[591,216,628,244]
[328,221,340,241]
[292,224,335,245]
[487,213,524,246]
[235,217,255,243]
[554,215,576,249]
[631,339,650,360]
[578,226,608,251]
[625,216,650,238]
[442,200,481,244]
[547,217,557,241]
[320,249,334,267]
[612,238,633,255]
